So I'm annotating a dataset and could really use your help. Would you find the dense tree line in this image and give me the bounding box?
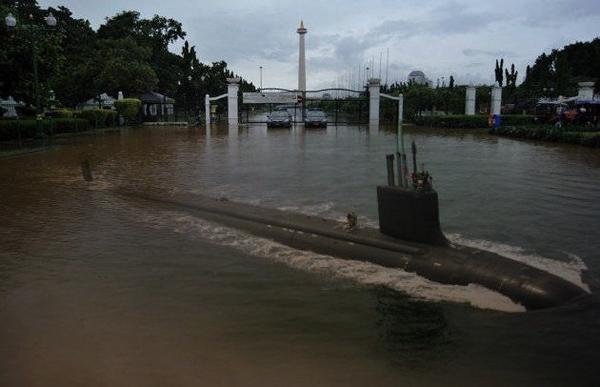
[0,0,255,112]
[519,38,600,98]
[378,81,491,119]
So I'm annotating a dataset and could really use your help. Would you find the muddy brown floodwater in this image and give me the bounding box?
[1,124,599,386]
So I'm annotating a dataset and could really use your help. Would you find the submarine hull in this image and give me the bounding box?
[117,190,589,311]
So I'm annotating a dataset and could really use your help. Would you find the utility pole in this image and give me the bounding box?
[385,48,389,86]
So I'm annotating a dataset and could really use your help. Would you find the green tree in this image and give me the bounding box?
[554,53,572,96]
[48,6,96,106]
[404,84,435,117]
[495,59,504,87]
[505,64,518,89]
[93,38,158,96]
[1,2,256,113]
[0,2,65,106]
[519,38,600,96]
[98,11,186,97]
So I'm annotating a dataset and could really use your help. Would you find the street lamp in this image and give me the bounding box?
[187,74,193,122]
[45,12,57,27]
[5,13,16,28]
[5,11,58,138]
[177,80,182,121]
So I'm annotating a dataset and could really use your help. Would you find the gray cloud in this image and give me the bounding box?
[463,49,516,57]
[38,0,600,88]
[523,0,600,26]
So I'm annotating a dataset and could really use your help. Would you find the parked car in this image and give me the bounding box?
[304,109,327,128]
[267,110,292,128]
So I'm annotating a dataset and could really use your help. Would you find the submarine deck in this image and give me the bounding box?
[117,189,589,311]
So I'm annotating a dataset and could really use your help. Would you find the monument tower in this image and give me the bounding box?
[297,20,307,91]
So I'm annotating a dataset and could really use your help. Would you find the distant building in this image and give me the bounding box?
[408,70,433,87]
[78,93,116,110]
[0,96,24,118]
[139,92,175,122]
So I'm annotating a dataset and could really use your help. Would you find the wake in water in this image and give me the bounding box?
[274,198,591,294]
[84,179,589,313]
[126,204,527,313]
[446,233,590,293]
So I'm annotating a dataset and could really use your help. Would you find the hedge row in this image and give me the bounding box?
[46,109,75,119]
[0,119,90,141]
[414,115,487,128]
[45,109,119,127]
[413,114,535,128]
[489,125,600,147]
[78,109,118,127]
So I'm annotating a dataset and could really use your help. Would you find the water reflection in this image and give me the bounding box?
[1,123,599,386]
[373,287,452,367]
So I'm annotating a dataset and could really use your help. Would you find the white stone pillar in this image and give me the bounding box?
[465,86,476,116]
[397,94,404,150]
[369,78,381,126]
[491,84,502,116]
[397,93,407,188]
[398,94,404,124]
[205,94,211,125]
[578,82,595,100]
[297,20,307,92]
[227,77,240,124]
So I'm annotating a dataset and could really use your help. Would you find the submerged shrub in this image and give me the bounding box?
[0,118,89,141]
[114,98,141,124]
[79,109,118,127]
[489,125,600,147]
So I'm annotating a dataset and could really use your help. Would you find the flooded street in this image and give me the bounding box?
[1,124,599,386]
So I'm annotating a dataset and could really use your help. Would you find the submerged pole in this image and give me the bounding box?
[81,160,93,182]
[411,141,417,176]
[402,153,409,188]
[386,154,395,186]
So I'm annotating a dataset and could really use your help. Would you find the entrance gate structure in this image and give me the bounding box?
[240,88,369,125]
[205,77,240,125]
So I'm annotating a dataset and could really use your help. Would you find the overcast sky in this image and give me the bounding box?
[39,0,600,89]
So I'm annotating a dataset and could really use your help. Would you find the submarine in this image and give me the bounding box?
[114,161,589,311]
[88,140,589,311]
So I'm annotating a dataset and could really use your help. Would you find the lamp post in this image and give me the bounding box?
[177,80,181,121]
[5,11,57,139]
[198,75,205,125]
[186,74,192,122]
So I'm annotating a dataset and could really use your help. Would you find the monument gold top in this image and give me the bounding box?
[297,20,307,34]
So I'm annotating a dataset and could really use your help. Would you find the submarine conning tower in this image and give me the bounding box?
[377,141,448,246]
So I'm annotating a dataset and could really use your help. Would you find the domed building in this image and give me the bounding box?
[408,70,432,86]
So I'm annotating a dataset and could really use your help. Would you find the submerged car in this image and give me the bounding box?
[267,111,292,128]
[304,109,327,128]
